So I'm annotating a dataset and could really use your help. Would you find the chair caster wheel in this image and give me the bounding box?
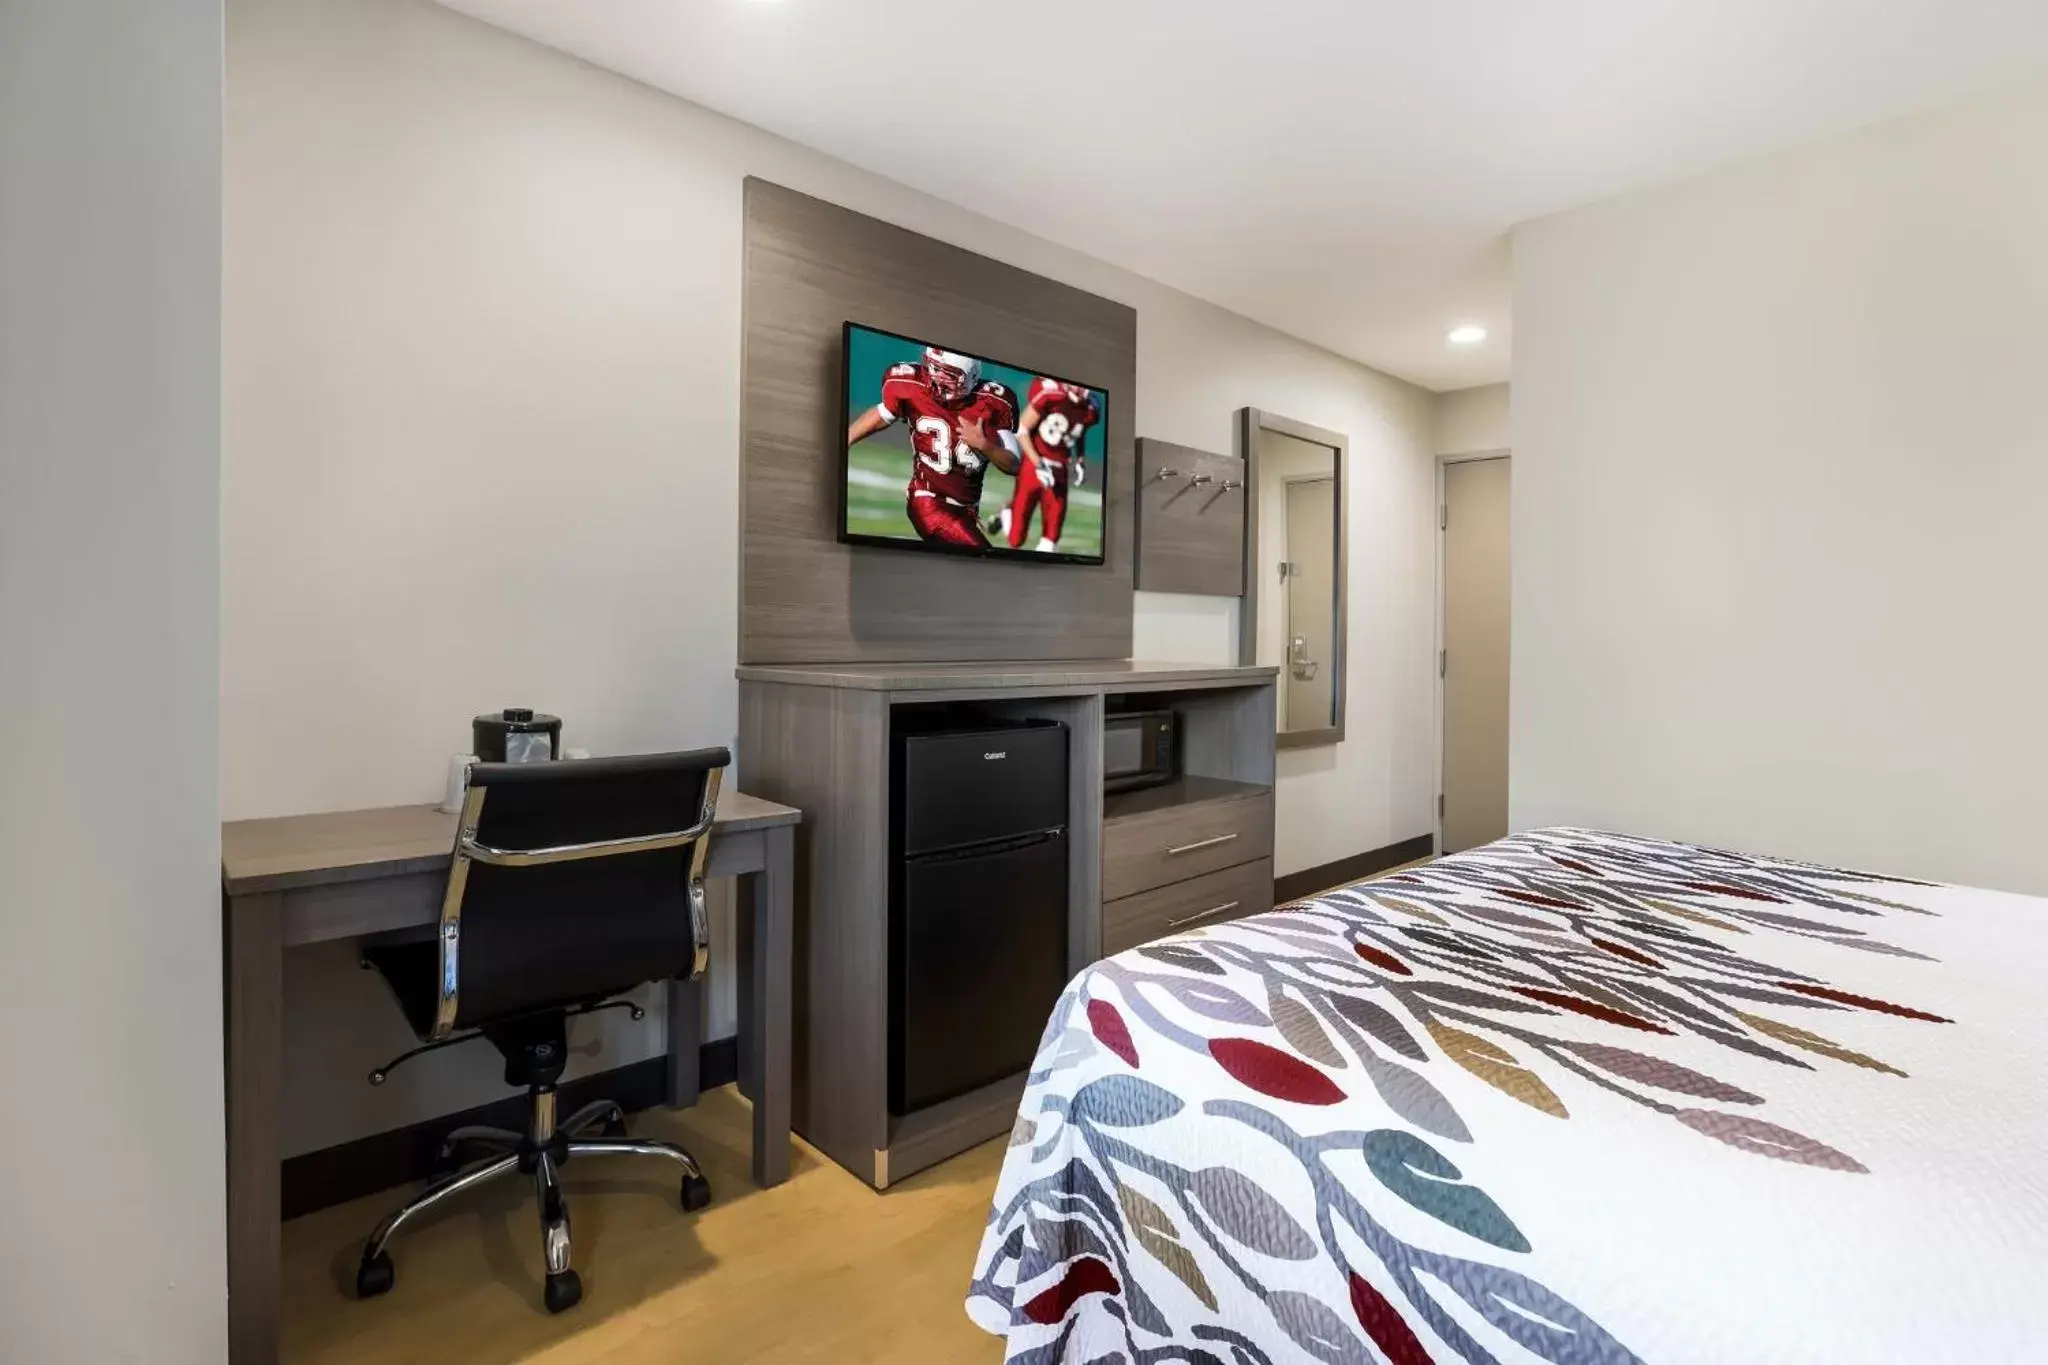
[543,1269,582,1315]
[356,1250,395,1299]
[680,1173,713,1212]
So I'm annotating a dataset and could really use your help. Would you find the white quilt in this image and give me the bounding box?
[967,829,2048,1363]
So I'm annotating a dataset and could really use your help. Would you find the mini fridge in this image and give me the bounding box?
[889,719,1070,1116]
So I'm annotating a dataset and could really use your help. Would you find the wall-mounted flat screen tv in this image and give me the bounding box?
[839,321,1108,566]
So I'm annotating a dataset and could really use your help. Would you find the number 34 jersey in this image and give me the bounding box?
[875,363,1019,507]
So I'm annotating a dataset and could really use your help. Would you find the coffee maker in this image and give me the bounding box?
[472,707,563,764]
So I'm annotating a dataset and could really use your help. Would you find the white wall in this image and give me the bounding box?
[227,0,1437,1152]
[1436,382,1511,455]
[1512,82,2048,893]
[0,2,226,1358]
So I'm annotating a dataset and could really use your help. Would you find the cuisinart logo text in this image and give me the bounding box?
[983,751,1007,761]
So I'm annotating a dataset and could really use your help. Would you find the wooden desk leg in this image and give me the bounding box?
[666,975,702,1110]
[736,874,757,1104]
[748,824,794,1187]
[225,891,283,1365]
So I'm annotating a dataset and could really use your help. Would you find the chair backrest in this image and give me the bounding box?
[430,748,728,1037]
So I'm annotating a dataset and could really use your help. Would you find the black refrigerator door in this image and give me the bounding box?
[892,829,1069,1115]
[897,722,1068,857]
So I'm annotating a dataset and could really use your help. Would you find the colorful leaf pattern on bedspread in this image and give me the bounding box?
[969,827,1954,1364]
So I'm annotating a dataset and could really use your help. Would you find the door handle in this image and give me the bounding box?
[1288,635,1320,682]
[1167,900,1242,929]
[1166,832,1239,856]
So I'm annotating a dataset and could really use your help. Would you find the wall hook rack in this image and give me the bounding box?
[1135,436,1247,596]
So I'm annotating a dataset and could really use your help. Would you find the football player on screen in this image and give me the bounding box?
[985,377,1100,552]
[847,347,1019,548]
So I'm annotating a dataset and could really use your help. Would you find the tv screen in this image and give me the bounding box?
[839,322,1108,565]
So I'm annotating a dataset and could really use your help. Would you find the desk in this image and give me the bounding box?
[221,790,801,1365]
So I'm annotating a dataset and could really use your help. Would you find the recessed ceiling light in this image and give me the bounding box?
[1446,324,1488,347]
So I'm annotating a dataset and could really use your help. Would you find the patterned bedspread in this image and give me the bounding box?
[966,829,2048,1363]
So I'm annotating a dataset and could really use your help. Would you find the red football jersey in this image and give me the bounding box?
[1022,377,1100,475]
[875,363,1018,507]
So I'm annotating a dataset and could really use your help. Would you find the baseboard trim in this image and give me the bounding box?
[1273,834,1435,906]
[282,1037,739,1220]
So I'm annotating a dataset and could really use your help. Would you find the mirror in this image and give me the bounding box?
[1239,409,1346,747]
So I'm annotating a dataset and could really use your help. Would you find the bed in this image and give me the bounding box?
[966,828,2048,1364]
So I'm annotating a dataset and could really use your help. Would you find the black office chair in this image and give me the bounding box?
[352,748,728,1314]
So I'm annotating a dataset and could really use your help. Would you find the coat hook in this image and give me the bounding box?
[1197,477,1242,514]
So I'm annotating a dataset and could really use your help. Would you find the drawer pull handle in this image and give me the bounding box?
[1168,900,1241,929]
[1167,832,1240,856]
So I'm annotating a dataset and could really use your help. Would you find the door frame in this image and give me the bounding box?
[1433,449,1511,854]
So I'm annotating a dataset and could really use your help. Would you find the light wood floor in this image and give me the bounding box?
[282,1088,1008,1364]
[286,867,1435,1363]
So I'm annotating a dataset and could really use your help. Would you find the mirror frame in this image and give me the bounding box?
[1237,407,1348,749]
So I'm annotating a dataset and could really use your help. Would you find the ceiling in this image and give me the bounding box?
[437,0,2048,391]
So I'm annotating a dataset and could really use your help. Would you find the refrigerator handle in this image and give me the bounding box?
[907,826,1067,864]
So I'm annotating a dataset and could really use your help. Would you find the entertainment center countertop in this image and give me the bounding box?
[734,660,1279,693]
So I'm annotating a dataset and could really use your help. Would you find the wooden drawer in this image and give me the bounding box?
[1102,789,1274,901]
[1102,857,1274,957]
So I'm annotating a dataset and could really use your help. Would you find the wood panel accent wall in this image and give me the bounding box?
[1134,438,1246,597]
[740,178,1137,664]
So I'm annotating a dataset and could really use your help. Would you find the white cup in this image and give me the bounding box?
[440,753,478,813]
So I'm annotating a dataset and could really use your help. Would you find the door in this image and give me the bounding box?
[892,830,1070,1114]
[1442,457,1511,853]
[1282,476,1337,732]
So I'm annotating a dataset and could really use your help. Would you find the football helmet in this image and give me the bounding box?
[922,348,980,404]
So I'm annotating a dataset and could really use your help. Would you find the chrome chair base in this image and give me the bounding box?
[354,1092,709,1314]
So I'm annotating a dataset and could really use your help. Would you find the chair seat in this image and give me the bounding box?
[364,939,441,1041]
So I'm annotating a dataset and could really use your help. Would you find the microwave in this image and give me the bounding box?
[1104,710,1177,794]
